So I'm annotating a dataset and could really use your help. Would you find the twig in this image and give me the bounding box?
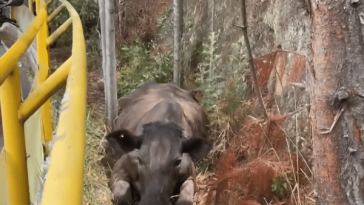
[289,82,307,89]
[274,96,281,115]
[276,123,313,176]
[284,123,298,194]
[257,123,299,205]
[257,120,271,157]
[281,105,311,118]
[294,88,301,205]
[300,168,313,186]
[231,24,246,29]
[305,195,316,203]
[238,0,268,118]
[253,50,306,61]
[320,107,344,134]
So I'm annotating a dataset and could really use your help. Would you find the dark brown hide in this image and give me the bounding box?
[116,82,209,139]
[107,82,211,205]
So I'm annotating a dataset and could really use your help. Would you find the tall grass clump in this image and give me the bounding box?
[83,109,112,205]
[193,32,253,167]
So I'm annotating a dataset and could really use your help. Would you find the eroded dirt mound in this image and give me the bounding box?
[196,118,312,205]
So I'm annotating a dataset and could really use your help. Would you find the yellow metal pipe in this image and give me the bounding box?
[46,18,72,46]
[41,0,87,203]
[0,8,46,86]
[47,4,65,23]
[36,1,53,143]
[0,65,30,205]
[19,58,72,122]
[28,0,34,13]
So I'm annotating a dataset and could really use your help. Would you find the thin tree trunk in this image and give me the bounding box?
[101,0,118,129]
[173,0,183,87]
[240,0,267,118]
[310,1,364,204]
[209,0,214,79]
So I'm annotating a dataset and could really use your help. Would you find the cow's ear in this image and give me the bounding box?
[106,130,142,153]
[182,137,212,161]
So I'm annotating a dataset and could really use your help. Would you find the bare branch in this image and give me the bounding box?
[240,0,268,118]
[320,108,344,134]
[231,24,246,29]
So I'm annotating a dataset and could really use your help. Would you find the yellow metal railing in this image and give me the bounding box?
[0,0,87,204]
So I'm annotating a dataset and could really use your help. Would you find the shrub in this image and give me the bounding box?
[48,0,100,68]
[117,40,173,97]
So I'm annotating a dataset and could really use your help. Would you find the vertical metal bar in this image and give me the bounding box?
[36,0,53,142]
[0,65,30,205]
[29,0,34,13]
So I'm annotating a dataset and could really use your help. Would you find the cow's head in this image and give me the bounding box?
[106,122,211,205]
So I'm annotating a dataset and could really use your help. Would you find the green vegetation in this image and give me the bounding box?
[117,40,173,97]
[156,7,173,40]
[271,175,291,196]
[83,110,112,204]
[48,0,100,68]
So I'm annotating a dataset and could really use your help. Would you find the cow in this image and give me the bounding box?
[105,82,212,205]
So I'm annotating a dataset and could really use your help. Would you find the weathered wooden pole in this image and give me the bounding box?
[173,0,183,86]
[100,0,118,128]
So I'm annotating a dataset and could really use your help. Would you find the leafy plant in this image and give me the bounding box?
[117,40,173,97]
[195,32,225,113]
[157,7,173,40]
[271,175,291,196]
[48,0,101,68]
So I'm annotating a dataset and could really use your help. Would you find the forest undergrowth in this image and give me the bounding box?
[47,0,314,204]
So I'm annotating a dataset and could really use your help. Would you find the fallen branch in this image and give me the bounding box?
[320,107,344,134]
[269,104,310,122]
[289,82,307,89]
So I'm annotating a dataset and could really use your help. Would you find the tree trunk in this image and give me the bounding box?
[173,0,183,86]
[100,0,118,129]
[310,1,364,204]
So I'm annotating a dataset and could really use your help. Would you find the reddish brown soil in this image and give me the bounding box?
[87,68,105,116]
[288,55,306,83]
[196,117,313,205]
[254,52,276,88]
[254,51,307,90]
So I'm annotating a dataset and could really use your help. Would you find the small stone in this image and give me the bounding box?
[338,90,349,101]
[348,147,357,153]
[359,12,364,24]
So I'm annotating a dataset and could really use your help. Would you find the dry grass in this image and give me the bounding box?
[194,113,314,205]
[82,108,113,205]
[82,68,112,205]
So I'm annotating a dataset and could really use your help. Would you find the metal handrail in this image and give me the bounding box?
[0,0,87,204]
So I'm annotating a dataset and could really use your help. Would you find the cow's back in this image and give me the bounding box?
[115,82,208,139]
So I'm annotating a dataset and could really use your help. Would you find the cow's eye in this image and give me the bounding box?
[175,159,182,167]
